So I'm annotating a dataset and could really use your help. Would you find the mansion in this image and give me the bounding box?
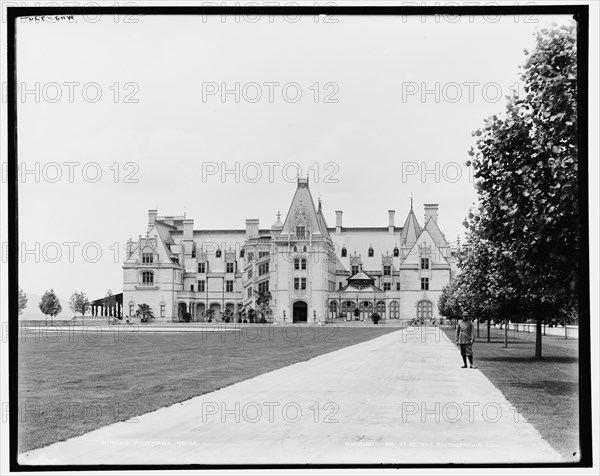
[123,179,458,324]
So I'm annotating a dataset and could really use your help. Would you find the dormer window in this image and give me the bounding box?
[368,245,374,257]
[301,259,307,270]
[341,246,347,257]
[393,246,399,257]
[296,226,306,237]
[240,248,245,258]
[216,248,222,258]
[141,252,153,264]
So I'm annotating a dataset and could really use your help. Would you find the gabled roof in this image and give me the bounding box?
[280,178,329,236]
[423,216,448,247]
[348,271,374,281]
[316,199,331,239]
[400,201,421,245]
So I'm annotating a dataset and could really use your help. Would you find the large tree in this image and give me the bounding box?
[467,23,578,358]
[39,289,62,325]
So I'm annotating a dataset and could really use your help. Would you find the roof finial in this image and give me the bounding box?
[410,194,414,211]
[277,211,281,220]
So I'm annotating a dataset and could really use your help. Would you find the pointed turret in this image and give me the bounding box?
[400,199,421,245]
[280,177,329,237]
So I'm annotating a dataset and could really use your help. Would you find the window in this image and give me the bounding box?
[226,262,234,273]
[383,283,391,291]
[198,262,206,273]
[293,246,297,252]
[301,278,307,290]
[259,251,269,258]
[216,248,222,258]
[142,271,154,285]
[294,258,300,270]
[247,269,253,279]
[376,301,386,317]
[190,284,194,292]
[421,277,429,290]
[393,246,399,257]
[129,304,134,316]
[339,282,343,289]
[341,246,347,257]
[351,265,360,275]
[258,262,269,276]
[142,252,153,264]
[368,245,374,257]
[396,282,401,291]
[303,246,307,252]
[417,300,433,320]
[240,248,245,258]
[226,280,234,292]
[296,226,306,237]
[160,304,165,317]
[421,257,430,270]
[198,280,205,292]
[294,277,300,290]
[301,259,307,270]
[329,301,338,319]
[389,301,399,319]
[247,252,254,261]
[258,280,269,293]
[248,287,252,298]
[383,265,391,276]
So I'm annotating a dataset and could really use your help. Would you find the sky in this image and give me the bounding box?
[7,9,578,302]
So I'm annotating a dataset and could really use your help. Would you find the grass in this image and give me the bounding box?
[18,323,398,453]
[441,324,580,461]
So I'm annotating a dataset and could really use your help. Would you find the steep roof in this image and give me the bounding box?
[280,178,329,236]
[423,216,449,248]
[400,200,421,245]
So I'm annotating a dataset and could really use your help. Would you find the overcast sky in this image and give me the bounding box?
[11,11,576,301]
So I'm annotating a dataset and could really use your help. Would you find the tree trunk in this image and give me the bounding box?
[477,319,480,338]
[504,319,508,348]
[487,318,491,342]
[565,321,568,340]
[535,315,543,359]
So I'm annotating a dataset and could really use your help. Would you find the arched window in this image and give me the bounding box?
[301,259,307,270]
[329,301,338,319]
[360,301,373,321]
[376,301,386,318]
[417,300,433,320]
[303,246,307,252]
[294,258,300,270]
[216,248,222,258]
[293,246,298,252]
[342,301,355,315]
[341,246,347,257]
[389,300,399,319]
[141,271,154,285]
[368,245,374,257]
[240,248,245,258]
[393,246,399,257]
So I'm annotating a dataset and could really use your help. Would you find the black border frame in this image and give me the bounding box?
[6,4,591,472]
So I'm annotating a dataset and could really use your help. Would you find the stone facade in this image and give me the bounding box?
[123,178,458,324]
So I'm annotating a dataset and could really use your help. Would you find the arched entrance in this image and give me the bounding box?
[293,301,308,323]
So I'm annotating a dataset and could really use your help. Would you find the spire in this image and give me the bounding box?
[400,199,421,246]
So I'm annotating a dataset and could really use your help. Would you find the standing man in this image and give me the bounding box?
[455,315,476,369]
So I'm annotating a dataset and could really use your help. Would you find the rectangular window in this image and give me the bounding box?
[129,304,134,317]
[294,259,300,270]
[296,226,306,237]
[421,258,430,270]
[247,269,253,279]
[226,262,234,273]
[198,280,205,292]
[294,277,300,290]
[198,262,206,273]
[301,259,307,270]
[396,282,401,291]
[383,283,391,291]
[383,265,391,276]
[258,280,269,294]
[247,252,254,261]
[248,287,252,298]
[339,282,343,289]
[226,280,234,292]
[421,277,429,290]
[259,262,269,276]
[160,305,165,318]
[258,251,269,258]
[301,278,307,290]
[190,284,194,292]
[351,265,359,275]
[142,252,153,264]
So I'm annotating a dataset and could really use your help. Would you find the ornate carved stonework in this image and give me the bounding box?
[349,253,362,266]
[225,251,236,262]
[382,253,393,265]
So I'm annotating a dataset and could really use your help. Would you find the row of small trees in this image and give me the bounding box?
[18,288,119,324]
[438,24,579,359]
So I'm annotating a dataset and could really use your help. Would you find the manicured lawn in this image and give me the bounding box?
[18,324,398,453]
[441,325,580,461]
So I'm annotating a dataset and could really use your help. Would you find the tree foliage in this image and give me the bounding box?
[69,291,91,321]
[135,303,154,323]
[443,24,578,358]
[18,287,28,316]
[39,289,62,324]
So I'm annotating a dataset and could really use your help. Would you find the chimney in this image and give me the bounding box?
[183,219,194,257]
[148,209,157,229]
[388,210,395,234]
[335,211,343,234]
[246,219,259,239]
[424,204,439,224]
